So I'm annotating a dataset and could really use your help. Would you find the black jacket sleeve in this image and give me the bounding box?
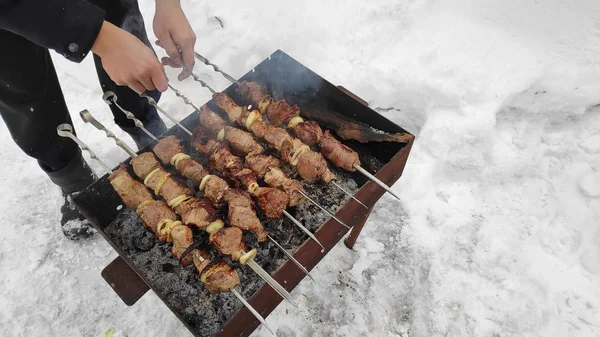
[0,0,105,63]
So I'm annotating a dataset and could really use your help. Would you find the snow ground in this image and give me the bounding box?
[1,0,600,336]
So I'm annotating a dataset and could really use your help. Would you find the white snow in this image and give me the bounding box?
[2,0,600,336]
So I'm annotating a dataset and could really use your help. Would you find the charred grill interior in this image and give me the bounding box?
[73,50,412,337]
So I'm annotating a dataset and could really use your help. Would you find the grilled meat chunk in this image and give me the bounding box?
[170,224,194,266]
[191,127,219,155]
[175,197,216,230]
[213,92,246,124]
[245,153,280,178]
[136,199,176,237]
[253,187,289,219]
[210,142,242,172]
[266,99,300,127]
[203,175,230,207]
[209,227,245,261]
[264,167,305,207]
[153,135,184,165]
[320,130,360,171]
[295,147,336,183]
[201,262,241,294]
[293,120,323,147]
[175,157,207,186]
[199,105,228,136]
[108,165,153,209]
[294,98,413,143]
[249,120,294,161]
[209,143,258,190]
[223,126,263,156]
[131,152,161,179]
[193,249,212,276]
[224,189,267,242]
[237,80,272,110]
[144,169,192,203]
[226,167,258,191]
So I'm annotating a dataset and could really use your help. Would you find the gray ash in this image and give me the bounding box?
[99,153,375,336]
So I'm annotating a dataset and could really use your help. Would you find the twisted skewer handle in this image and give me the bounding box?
[189,73,217,94]
[168,84,201,111]
[141,93,193,136]
[194,52,240,85]
[103,92,159,142]
[79,109,138,158]
[56,124,112,174]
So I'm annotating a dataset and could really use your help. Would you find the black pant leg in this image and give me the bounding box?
[0,29,79,171]
[90,0,164,135]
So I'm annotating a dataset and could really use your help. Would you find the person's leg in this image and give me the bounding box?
[90,0,166,148]
[0,29,96,240]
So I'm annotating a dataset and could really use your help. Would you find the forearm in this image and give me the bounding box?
[0,0,105,63]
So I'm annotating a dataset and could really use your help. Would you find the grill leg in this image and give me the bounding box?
[102,256,150,306]
[344,207,373,249]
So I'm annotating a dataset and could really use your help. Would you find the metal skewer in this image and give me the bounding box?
[282,210,324,251]
[297,190,350,230]
[106,91,318,279]
[173,83,354,229]
[190,73,217,94]
[161,86,327,242]
[56,122,274,332]
[194,51,241,85]
[230,288,274,335]
[268,235,314,281]
[191,59,400,202]
[81,109,298,306]
[56,124,112,174]
[141,93,193,135]
[244,258,297,307]
[331,181,369,209]
[353,165,400,201]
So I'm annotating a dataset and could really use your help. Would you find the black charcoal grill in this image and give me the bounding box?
[73,50,414,337]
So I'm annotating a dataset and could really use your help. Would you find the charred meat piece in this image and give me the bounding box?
[223,126,263,156]
[137,200,176,237]
[171,225,194,266]
[319,130,361,171]
[295,98,413,143]
[209,143,258,190]
[176,157,208,186]
[209,227,245,261]
[204,175,230,207]
[201,262,241,294]
[295,147,336,183]
[144,169,192,203]
[108,165,153,209]
[264,167,305,207]
[253,187,289,219]
[293,120,323,147]
[131,152,161,179]
[213,92,246,124]
[199,105,228,136]
[153,135,184,165]
[245,153,280,178]
[237,80,272,109]
[266,99,300,127]
[224,189,267,242]
[193,249,212,276]
[175,197,216,230]
[227,167,258,191]
[192,127,219,155]
[210,142,242,172]
[249,120,294,161]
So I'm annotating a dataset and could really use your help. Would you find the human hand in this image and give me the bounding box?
[92,21,168,93]
[153,0,196,81]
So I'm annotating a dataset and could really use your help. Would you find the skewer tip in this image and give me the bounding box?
[354,165,401,201]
